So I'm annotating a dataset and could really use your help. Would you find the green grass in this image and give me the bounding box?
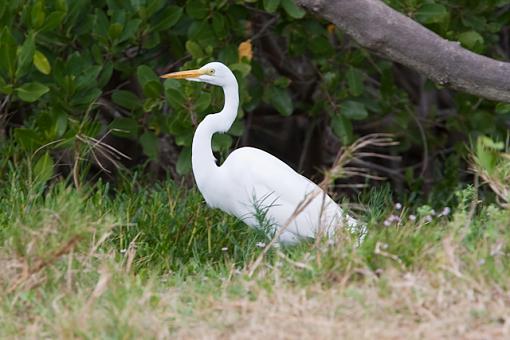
[1,165,510,338]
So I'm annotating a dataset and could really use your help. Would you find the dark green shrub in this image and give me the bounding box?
[0,0,509,198]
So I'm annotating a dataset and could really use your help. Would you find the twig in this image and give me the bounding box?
[8,236,82,293]
[411,113,429,177]
[251,15,279,41]
[159,54,192,74]
[464,175,479,229]
[0,95,10,113]
[374,241,404,269]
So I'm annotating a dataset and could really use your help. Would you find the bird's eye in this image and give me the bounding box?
[208,69,215,75]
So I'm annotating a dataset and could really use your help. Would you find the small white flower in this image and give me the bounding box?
[221,247,228,251]
[424,215,433,223]
[389,214,400,222]
[120,248,127,254]
[409,214,417,221]
[431,209,436,216]
[478,259,486,266]
[395,203,402,210]
[384,219,391,227]
[440,207,451,217]
[256,242,266,248]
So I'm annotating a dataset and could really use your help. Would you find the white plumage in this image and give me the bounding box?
[161,62,361,244]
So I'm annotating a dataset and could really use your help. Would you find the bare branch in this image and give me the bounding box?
[296,0,510,102]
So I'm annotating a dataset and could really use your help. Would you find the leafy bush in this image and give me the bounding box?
[471,135,510,207]
[0,0,509,198]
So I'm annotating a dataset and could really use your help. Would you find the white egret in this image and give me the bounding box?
[161,62,362,244]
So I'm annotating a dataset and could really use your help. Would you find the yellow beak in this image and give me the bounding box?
[160,69,204,79]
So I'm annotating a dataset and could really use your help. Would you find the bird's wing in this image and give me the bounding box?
[220,147,344,239]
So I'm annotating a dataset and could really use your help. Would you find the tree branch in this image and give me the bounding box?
[296,0,510,103]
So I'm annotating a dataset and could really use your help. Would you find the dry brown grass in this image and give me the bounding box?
[3,255,510,339]
[170,270,510,339]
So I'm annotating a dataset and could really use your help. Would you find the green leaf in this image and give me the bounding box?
[212,134,232,152]
[35,111,67,139]
[230,63,251,78]
[176,146,192,175]
[33,50,51,75]
[34,152,54,183]
[470,110,494,134]
[212,14,227,38]
[175,130,193,146]
[14,128,42,150]
[267,87,293,116]
[0,82,13,95]
[112,90,141,110]
[97,62,113,88]
[195,92,211,112]
[309,36,334,57]
[143,32,161,49]
[188,21,216,47]
[495,103,510,115]
[31,0,46,28]
[15,82,49,102]
[140,131,159,160]
[462,15,486,32]
[164,80,186,110]
[0,27,17,79]
[164,78,182,91]
[16,33,36,78]
[340,101,368,120]
[93,9,109,37]
[331,114,353,145]
[229,120,244,137]
[281,0,305,19]
[40,11,66,31]
[458,31,484,52]
[109,117,139,137]
[143,80,163,98]
[118,19,142,43]
[186,0,209,20]
[151,6,183,31]
[74,65,101,90]
[263,0,281,13]
[415,3,449,24]
[476,137,498,173]
[479,136,504,151]
[70,88,101,106]
[137,65,160,88]
[346,66,364,97]
[108,22,124,40]
[0,83,13,95]
[53,111,68,138]
[185,40,204,58]
[143,97,161,112]
[165,90,186,110]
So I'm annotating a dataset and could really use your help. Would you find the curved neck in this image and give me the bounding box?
[192,83,239,186]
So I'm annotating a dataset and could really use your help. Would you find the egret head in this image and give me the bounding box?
[161,62,236,87]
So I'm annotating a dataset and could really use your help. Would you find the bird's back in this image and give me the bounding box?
[213,147,357,243]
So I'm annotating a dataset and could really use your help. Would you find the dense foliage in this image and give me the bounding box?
[2,2,510,336]
[0,0,509,199]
